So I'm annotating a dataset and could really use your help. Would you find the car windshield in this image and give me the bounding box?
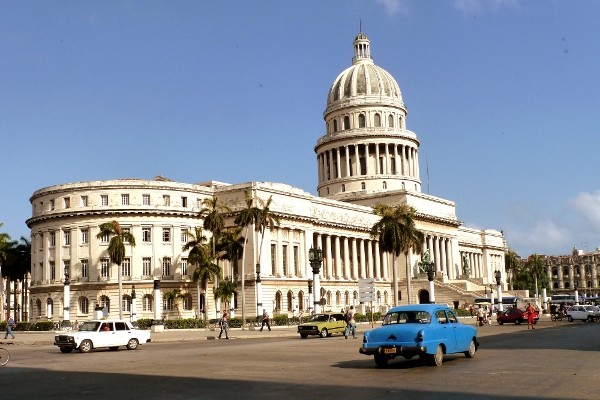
[383,311,431,325]
[309,314,330,322]
[79,321,101,332]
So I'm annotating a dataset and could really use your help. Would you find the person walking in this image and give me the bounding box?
[5,315,15,339]
[344,305,357,339]
[260,309,271,331]
[525,303,536,330]
[218,310,229,339]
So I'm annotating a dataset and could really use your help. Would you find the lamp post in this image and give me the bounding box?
[419,253,435,304]
[575,282,579,305]
[307,278,313,315]
[495,270,503,312]
[63,271,71,329]
[256,263,263,318]
[308,246,323,314]
[131,285,137,324]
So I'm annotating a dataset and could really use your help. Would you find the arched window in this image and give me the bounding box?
[358,114,366,128]
[553,282,559,289]
[36,299,42,317]
[275,291,282,311]
[99,295,110,313]
[343,116,350,130]
[333,119,338,132]
[552,268,558,278]
[182,294,193,310]
[163,296,173,311]
[361,182,366,190]
[326,291,332,306]
[563,267,569,276]
[344,291,349,305]
[142,294,153,312]
[384,291,389,305]
[122,295,132,312]
[388,114,394,127]
[383,181,387,189]
[565,281,571,288]
[399,116,403,129]
[374,113,381,127]
[287,291,293,312]
[341,184,346,192]
[79,296,89,314]
[336,291,341,306]
[298,291,305,311]
[47,298,54,318]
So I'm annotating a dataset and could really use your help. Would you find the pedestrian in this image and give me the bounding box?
[469,304,474,318]
[344,305,357,339]
[218,310,229,339]
[260,309,271,331]
[525,303,536,330]
[298,310,303,323]
[5,315,15,339]
[476,306,484,326]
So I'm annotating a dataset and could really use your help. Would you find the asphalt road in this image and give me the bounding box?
[1,320,599,400]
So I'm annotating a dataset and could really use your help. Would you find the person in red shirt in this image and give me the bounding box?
[525,303,536,329]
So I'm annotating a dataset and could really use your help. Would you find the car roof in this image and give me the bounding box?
[387,304,451,314]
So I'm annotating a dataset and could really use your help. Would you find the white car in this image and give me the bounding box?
[54,320,151,353]
[566,305,599,322]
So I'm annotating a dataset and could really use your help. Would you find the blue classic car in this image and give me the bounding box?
[359,304,478,367]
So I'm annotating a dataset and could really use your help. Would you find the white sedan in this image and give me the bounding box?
[566,305,599,322]
[54,320,151,353]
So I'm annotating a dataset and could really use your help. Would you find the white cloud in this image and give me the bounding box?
[504,219,570,257]
[570,190,600,229]
[375,0,410,16]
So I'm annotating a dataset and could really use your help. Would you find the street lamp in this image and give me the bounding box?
[256,263,263,318]
[419,251,435,303]
[308,246,323,313]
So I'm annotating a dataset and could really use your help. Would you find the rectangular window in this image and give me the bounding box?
[181,258,188,275]
[162,227,171,243]
[100,195,108,206]
[282,245,288,276]
[50,261,56,280]
[142,257,152,276]
[142,295,152,312]
[81,195,88,207]
[142,194,150,205]
[181,196,188,207]
[101,258,110,278]
[162,257,171,276]
[63,230,70,246]
[100,233,109,243]
[50,232,56,247]
[163,297,173,311]
[142,227,152,242]
[50,199,55,210]
[271,244,276,275]
[122,258,131,277]
[122,227,130,243]
[181,229,188,243]
[40,201,44,211]
[121,194,129,205]
[81,229,89,244]
[163,195,170,206]
[63,260,70,278]
[64,197,70,209]
[81,259,89,278]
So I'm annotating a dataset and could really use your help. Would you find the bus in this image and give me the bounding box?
[550,294,576,304]
[474,296,519,308]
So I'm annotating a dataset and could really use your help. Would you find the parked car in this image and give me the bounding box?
[297,312,346,338]
[359,304,478,367]
[496,307,539,325]
[566,305,599,322]
[54,320,151,353]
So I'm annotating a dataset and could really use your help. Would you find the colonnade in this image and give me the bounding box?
[423,234,457,279]
[460,250,484,279]
[317,142,419,184]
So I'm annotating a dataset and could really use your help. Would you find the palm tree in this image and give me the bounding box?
[214,277,237,314]
[182,227,209,319]
[96,221,136,319]
[234,190,261,323]
[163,288,184,318]
[216,227,244,280]
[254,195,280,267]
[199,196,231,254]
[526,253,546,298]
[371,203,423,306]
[0,227,16,321]
[192,244,222,321]
[504,248,521,291]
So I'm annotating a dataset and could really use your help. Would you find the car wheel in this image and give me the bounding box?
[126,338,139,350]
[319,328,328,338]
[79,339,93,353]
[429,345,444,366]
[498,320,504,325]
[300,333,308,339]
[109,346,119,351]
[59,347,73,353]
[515,319,522,325]
[568,315,573,322]
[374,354,388,368]
[464,339,477,358]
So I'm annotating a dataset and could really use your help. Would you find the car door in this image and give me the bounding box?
[95,322,117,347]
[447,310,469,352]
[113,321,131,345]
[435,310,457,353]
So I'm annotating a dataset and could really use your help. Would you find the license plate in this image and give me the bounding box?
[383,347,396,354]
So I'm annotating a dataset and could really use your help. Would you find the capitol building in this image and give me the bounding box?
[25,32,507,323]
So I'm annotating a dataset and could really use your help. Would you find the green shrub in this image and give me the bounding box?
[134,319,153,330]
[272,314,289,326]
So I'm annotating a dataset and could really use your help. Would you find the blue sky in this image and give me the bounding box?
[2,0,600,258]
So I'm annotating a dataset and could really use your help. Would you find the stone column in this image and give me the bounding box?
[325,235,332,278]
[334,236,341,279]
[343,237,350,279]
[355,145,360,175]
[365,144,370,175]
[151,280,163,332]
[375,143,380,174]
[335,147,341,179]
[374,241,381,279]
[352,238,359,280]
[345,146,350,177]
[360,239,366,279]
[367,240,374,278]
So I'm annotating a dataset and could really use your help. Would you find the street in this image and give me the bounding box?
[1,320,599,399]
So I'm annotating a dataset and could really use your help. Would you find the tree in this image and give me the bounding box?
[0,226,16,321]
[199,196,230,254]
[163,288,185,318]
[96,221,136,320]
[371,203,424,306]
[234,190,261,323]
[216,227,244,280]
[192,244,222,321]
[182,227,210,319]
[214,277,237,313]
[504,248,521,291]
[254,195,280,267]
[525,253,547,298]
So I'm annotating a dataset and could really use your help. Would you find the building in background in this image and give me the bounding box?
[25,32,506,323]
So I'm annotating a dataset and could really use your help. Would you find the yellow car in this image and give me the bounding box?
[297,312,347,338]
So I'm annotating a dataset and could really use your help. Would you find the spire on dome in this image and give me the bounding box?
[352,30,372,65]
